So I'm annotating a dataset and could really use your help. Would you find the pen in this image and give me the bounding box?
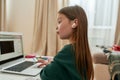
[25,55,48,60]
[36,56,48,60]
[32,56,48,63]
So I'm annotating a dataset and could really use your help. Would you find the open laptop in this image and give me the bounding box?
[0,32,42,76]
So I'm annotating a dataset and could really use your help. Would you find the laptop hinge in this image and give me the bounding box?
[0,55,24,65]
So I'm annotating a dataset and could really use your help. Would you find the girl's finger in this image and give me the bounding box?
[37,64,46,68]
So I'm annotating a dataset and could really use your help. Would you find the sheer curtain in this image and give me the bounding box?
[31,0,69,56]
[69,0,119,47]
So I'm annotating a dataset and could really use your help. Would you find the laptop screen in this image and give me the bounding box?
[0,32,24,65]
[0,41,15,54]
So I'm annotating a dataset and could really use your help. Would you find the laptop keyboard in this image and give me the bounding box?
[5,61,35,72]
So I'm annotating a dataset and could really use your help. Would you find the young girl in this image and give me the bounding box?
[38,5,94,80]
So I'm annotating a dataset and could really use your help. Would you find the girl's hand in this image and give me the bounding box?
[37,57,53,68]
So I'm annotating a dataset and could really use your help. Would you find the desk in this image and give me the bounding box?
[0,59,41,80]
[0,72,41,80]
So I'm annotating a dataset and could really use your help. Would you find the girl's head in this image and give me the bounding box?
[57,5,87,43]
[57,5,94,80]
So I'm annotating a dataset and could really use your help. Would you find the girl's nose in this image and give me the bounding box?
[56,27,58,30]
[56,27,59,34]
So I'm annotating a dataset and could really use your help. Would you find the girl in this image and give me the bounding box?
[39,5,94,80]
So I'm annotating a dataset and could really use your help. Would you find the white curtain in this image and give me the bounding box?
[69,0,119,47]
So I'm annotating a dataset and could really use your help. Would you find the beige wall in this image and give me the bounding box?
[6,0,35,54]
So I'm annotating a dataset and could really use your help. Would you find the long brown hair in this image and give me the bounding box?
[58,5,94,80]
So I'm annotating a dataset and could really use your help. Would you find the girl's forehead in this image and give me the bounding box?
[57,13,66,19]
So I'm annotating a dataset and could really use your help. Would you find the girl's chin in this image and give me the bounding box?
[59,37,68,40]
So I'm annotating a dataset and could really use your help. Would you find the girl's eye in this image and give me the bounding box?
[58,21,61,24]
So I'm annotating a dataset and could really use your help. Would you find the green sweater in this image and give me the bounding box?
[40,44,81,80]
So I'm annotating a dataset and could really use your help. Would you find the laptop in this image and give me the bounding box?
[0,32,42,76]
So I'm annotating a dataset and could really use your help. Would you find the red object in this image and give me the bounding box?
[112,45,120,51]
[25,55,36,58]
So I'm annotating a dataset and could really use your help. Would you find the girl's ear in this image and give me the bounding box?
[72,23,76,28]
[71,19,78,28]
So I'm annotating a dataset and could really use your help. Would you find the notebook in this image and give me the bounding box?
[0,32,42,76]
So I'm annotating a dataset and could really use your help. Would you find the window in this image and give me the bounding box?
[94,0,113,26]
[69,0,119,46]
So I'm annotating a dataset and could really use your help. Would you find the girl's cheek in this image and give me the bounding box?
[57,24,61,30]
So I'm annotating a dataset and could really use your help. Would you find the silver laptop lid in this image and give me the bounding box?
[0,32,24,65]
